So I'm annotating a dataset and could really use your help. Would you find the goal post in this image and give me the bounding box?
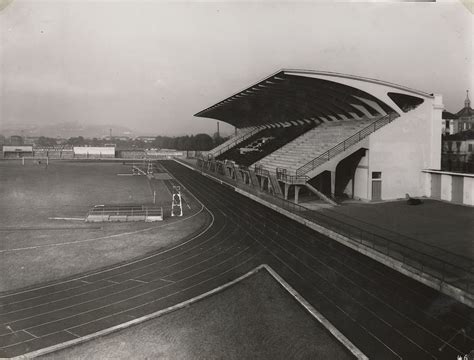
[22,157,49,165]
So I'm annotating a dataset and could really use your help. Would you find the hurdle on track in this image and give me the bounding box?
[85,204,163,222]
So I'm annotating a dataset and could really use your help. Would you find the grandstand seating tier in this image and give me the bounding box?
[209,126,259,157]
[255,118,378,174]
[216,123,316,167]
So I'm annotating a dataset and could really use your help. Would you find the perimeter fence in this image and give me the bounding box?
[191,159,474,296]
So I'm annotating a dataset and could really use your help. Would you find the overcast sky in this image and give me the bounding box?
[0,0,472,136]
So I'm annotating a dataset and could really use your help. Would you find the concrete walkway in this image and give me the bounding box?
[319,199,474,261]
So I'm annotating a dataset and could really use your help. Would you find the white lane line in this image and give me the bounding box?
[0,216,230,317]
[12,246,255,336]
[64,329,80,338]
[0,199,210,299]
[187,160,464,355]
[262,264,368,360]
[0,224,238,326]
[261,215,468,353]
[22,330,38,339]
[6,252,260,357]
[130,279,148,284]
[258,237,399,359]
[8,264,367,360]
[159,278,175,284]
[0,209,201,253]
[1,239,256,338]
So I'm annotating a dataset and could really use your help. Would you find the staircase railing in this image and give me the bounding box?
[211,126,263,158]
[276,168,309,184]
[296,113,398,176]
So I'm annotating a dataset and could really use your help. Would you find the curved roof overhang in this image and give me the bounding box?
[194,69,434,128]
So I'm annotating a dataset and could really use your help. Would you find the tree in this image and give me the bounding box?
[37,136,58,146]
[67,136,86,146]
[193,133,213,150]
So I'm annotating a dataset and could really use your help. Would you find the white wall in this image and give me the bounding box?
[3,145,33,152]
[367,95,442,200]
[464,177,474,205]
[353,152,369,200]
[423,170,474,206]
[440,174,452,201]
[73,146,115,156]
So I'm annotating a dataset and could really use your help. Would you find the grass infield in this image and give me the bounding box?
[0,160,208,292]
[39,269,355,360]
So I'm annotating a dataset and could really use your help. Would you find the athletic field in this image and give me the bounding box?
[0,160,208,292]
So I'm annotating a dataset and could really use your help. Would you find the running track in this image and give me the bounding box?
[0,160,472,359]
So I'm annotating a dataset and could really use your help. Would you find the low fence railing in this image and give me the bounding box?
[211,127,263,158]
[276,167,309,184]
[193,160,474,295]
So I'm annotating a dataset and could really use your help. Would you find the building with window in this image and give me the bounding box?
[444,91,474,135]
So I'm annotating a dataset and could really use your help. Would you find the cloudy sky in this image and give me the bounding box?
[0,0,472,136]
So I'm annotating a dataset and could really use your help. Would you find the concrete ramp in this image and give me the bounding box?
[305,183,338,206]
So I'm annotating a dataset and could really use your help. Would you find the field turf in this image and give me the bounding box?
[0,160,208,292]
[39,269,353,360]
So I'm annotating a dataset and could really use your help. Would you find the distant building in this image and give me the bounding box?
[444,91,474,135]
[10,135,23,146]
[2,145,33,159]
[442,110,458,135]
[135,136,156,143]
[102,136,130,141]
[0,135,5,145]
[73,146,115,158]
[455,91,474,133]
[443,138,474,155]
[145,148,185,159]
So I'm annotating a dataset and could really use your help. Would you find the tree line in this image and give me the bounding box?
[35,133,229,151]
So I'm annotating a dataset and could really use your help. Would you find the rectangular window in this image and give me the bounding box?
[372,171,382,179]
[469,144,473,152]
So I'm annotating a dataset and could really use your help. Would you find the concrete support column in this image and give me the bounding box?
[330,171,336,196]
[431,94,444,169]
[441,174,452,201]
[294,185,301,204]
[284,183,290,200]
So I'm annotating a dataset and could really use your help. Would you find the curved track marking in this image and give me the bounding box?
[0,207,205,253]
[0,180,213,298]
[9,265,367,360]
[1,160,473,360]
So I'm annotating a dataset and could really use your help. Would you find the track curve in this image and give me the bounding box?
[0,160,472,359]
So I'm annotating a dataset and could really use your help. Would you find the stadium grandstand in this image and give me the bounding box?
[196,69,443,203]
[33,145,74,159]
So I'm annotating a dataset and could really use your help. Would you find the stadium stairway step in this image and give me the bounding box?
[255,117,382,174]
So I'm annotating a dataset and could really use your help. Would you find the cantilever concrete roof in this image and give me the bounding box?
[195,69,433,128]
